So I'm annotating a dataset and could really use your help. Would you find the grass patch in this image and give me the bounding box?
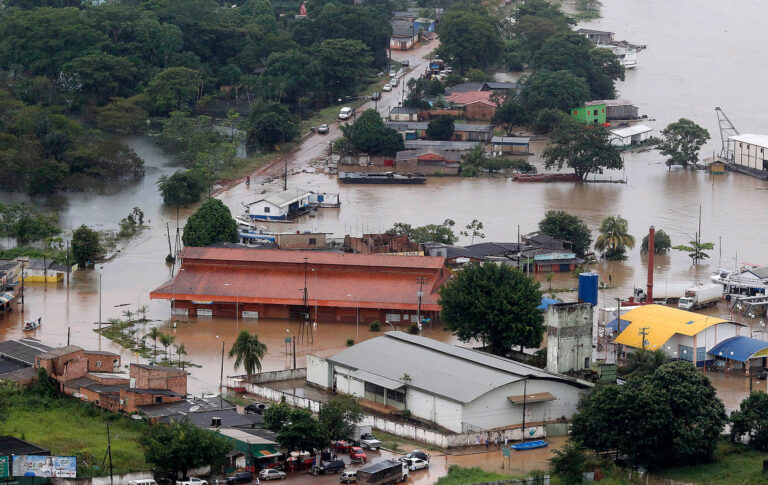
[373,430,446,454]
[0,380,149,477]
[656,441,768,485]
[97,318,199,369]
[0,247,69,266]
[436,466,517,485]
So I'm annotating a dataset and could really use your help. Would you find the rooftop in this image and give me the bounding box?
[586,99,635,107]
[391,20,416,38]
[444,82,485,95]
[730,134,768,148]
[491,136,531,145]
[215,428,277,445]
[126,388,182,396]
[37,345,82,360]
[463,242,525,257]
[709,336,768,362]
[444,91,497,106]
[0,436,49,456]
[390,106,420,115]
[610,124,652,138]
[246,189,310,208]
[326,331,588,404]
[0,338,54,365]
[576,28,614,35]
[131,363,186,374]
[403,140,480,151]
[395,147,462,162]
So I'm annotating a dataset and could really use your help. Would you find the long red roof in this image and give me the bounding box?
[150,247,449,311]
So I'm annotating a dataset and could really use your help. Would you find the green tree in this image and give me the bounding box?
[158,170,208,206]
[96,95,148,134]
[594,215,635,260]
[439,262,544,355]
[314,39,373,102]
[460,219,485,244]
[263,402,293,432]
[436,8,503,74]
[71,224,102,267]
[543,123,623,180]
[549,441,591,485]
[159,333,176,360]
[314,3,391,69]
[0,203,61,244]
[257,49,319,107]
[520,70,590,114]
[425,115,455,141]
[60,53,138,106]
[147,327,162,363]
[571,362,726,471]
[319,395,364,441]
[537,210,592,258]
[493,96,528,136]
[386,219,457,244]
[246,103,298,152]
[730,391,768,451]
[229,330,268,380]
[276,408,328,452]
[344,109,404,156]
[466,68,488,82]
[145,67,201,115]
[182,198,238,247]
[673,238,715,264]
[621,348,668,378]
[657,118,711,168]
[140,419,232,479]
[641,229,672,254]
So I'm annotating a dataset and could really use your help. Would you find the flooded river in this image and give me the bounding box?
[3,0,768,406]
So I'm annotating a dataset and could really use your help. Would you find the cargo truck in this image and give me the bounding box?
[356,460,408,485]
[678,283,722,310]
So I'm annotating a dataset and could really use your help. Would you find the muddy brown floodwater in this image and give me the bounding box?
[3,0,768,412]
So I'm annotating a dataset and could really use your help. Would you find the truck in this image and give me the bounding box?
[678,283,722,310]
[359,433,382,451]
[356,459,408,485]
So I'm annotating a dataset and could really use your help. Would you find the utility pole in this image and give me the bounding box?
[106,423,114,485]
[219,339,224,410]
[98,273,102,331]
[67,327,70,346]
[416,277,427,329]
[520,378,528,443]
[639,327,650,351]
[20,260,24,311]
[65,241,70,285]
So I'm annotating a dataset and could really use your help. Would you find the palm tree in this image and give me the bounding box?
[595,215,635,260]
[229,331,268,381]
[159,333,175,361]
[175,343,187,370]
[147,327,162,363]
[623,348,668,378]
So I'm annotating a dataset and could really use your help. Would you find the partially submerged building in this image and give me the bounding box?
[308,331,591,433]
[610,124,653,147]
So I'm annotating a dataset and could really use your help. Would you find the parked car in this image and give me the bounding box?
[318,124,329,134]
[371,92,381,101]
[359,433,381,451]
[390,77,399,87]
[226,471,253,484]
[349,446,367,463]
[332,440,352,452]
[401,59,410,67]
[244,402,268,414]
[340,470,357,483]
[399,450,429,462]
[406,458,429,471]
[338,107,355,120]
[389,69,396,77]
[382,84,392,92]
[311,459,346,475]
[177,478,208,485]
[258,468,286,480]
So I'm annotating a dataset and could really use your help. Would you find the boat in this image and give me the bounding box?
[23,317,41,332]
[609,45,637,69]
[338,171,426,185]
[511,173,581,182]
[511,440,548,451]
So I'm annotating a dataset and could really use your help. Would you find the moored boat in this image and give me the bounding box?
[511,440,548,451]
[23,317,41,332]
[511,173,581,182]
[338,171,426,184]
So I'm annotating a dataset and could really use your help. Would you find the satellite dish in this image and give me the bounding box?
[189,405,200,412]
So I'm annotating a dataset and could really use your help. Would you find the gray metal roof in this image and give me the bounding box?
[0,339,54,365]
[328,332,587,404]
[454,123,492,133]
[390,106,420,115]
[246,189,311,208]
[351,369,403,390]
[404,140,480,151]
[445,82,485,95]
[491,136,530,145]
[748,267,768,279]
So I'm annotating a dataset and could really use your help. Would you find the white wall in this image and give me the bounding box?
[733,140,768,170]
[333,365,364,397]
[307,355,330,388]
[404,389,463,433]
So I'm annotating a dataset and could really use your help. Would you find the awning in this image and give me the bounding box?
[708,336,768,362]
[537,297,561,311]
[257,449,282,458]
[507,392,556,404]
[350,369,405,390]
[0,291,14,305]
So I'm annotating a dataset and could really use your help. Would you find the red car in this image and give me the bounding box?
[349,447,367,463]
[332,440,352,453]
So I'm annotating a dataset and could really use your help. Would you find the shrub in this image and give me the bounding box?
[369,321,381,332]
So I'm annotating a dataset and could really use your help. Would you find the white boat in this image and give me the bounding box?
[609,46,637,69]
[23,317,41,332]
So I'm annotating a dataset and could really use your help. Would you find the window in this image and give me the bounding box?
[387,389,406,404]
[155,396,163,404]
[696,347,706,363]
[309,238,317,246]
[572,110,577,115]
[96,360,102,368]
[587,110,590,115]
[264,207,270,213]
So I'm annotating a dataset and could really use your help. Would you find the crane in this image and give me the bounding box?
[715,107,739,160]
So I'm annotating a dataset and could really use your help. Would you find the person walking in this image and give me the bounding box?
[485,437,490,449]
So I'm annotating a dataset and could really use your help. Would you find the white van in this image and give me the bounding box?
[339,107,355,120]
[340,470,357,483]
[128,480,158,485]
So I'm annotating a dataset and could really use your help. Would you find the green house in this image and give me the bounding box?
[570,103,606,124]
[218,428,283,472]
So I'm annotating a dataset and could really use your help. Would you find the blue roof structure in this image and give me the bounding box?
[538,297,561,311]
[708,336,768,362]
[606,318,631,332]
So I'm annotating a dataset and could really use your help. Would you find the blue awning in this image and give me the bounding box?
[538,297,561,311]
[708,336,768,362]
[0,291,14,305]
[606,318,631,332]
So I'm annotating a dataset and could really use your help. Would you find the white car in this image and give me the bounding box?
[407,458,429,471]
[177,479,207,485]
[382,84,392,92]
[258,469,286,480]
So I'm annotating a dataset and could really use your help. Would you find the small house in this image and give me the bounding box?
[610,124,652,147]
[570,103,606,125]
[491,136,530,154]
[389,106,420,122]
[413,17,435,33]
[395,147,462,175]
[453,123,493,142]
[244,189,311,221]
[385,121,428,140]
[576,28,614,44]
[729,134,768,173]
[587,99,639,120]
[23,258,69,283]
[444,91,499,121]
[390,20,418,50]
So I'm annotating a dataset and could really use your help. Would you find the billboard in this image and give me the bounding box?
[12,455,76,478]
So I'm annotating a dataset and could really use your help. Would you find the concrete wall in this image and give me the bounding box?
[405,389,463,433]
[83,352,120,372]
[307,356,330,388]
[733,140,768,171]
[547,303,594,374]
[130,364,187,395]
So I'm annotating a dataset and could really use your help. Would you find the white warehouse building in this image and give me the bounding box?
[307,332,591,433]
[729,134,768,173]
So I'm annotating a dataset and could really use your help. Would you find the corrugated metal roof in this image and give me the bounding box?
[404,140,480,151]
[491,136,530,145]
[610,124,652,138]
[729,134,768,148]
[350,369,404,390]
[613,304,733,349]
[246,189,310,208]
[0,339,54,365]
[328,332,587,403]
[709,336,768,362]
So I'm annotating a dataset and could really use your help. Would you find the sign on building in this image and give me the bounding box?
[12,455,77,478]
[0,456,9,478]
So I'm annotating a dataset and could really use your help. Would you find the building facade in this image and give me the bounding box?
[570,104,607,124]
[546,303,593,374]
[730,134,768,172]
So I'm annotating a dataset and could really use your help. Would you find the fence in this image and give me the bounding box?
[473,476,551,485]
[52,471,153,485]
[227,373,323,414]
[230,368,307,384]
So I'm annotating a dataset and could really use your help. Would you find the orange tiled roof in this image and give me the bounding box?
[444,90,496,106]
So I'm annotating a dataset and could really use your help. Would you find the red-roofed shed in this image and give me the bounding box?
[150,247,450,323]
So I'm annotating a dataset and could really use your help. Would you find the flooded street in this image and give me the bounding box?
[3,0,768,408]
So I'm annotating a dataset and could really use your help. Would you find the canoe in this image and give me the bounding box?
[511,440,548,451]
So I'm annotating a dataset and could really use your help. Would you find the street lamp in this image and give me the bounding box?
[347,294,359,341]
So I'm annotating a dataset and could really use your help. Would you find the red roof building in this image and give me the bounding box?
[150,247,450,324]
